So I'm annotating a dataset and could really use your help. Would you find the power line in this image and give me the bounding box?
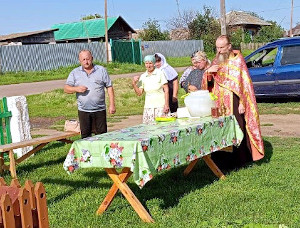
[255,5,300,13]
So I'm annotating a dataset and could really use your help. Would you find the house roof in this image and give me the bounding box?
[289,24,300,36]
[226,11,272,26]
[51,16,135,41]
[0,29,58,42]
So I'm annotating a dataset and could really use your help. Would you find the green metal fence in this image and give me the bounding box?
[111,39,142,64]
[0,97,12,145]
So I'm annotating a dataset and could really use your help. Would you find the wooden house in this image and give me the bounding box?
[51,16,136,43]
[226,11,271,40]
[0,29,58,46]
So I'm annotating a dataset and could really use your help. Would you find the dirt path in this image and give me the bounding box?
[31,114,300,138]
[259,114,300,137]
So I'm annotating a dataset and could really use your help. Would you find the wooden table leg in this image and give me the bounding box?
[103,168,154,223]
[202,155,225,180]
[97,167,132,214]
[8,150,17,179]
[183,159,198,176]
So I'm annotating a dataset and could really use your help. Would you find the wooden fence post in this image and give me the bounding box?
[0,177,7,186]
[25,180,36,209]
[35,182,49,228]
[18,188,33,227]
[0,194,16,228]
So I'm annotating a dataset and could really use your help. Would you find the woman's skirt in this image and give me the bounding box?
[142,107,165,124]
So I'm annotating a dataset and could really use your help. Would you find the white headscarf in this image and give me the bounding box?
[155,53,178,81]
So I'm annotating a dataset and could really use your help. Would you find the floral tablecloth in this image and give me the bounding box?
[63,115,243,188]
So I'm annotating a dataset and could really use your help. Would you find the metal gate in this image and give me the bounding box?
[110,39,142,64]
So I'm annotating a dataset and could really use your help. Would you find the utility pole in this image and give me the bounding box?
[290,0,294,37]
[104,0,109,62]
[220,0,227,35]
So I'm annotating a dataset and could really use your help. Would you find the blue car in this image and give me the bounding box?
[244,37,300,98]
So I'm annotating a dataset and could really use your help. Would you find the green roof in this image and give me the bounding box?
[51,17,118,41]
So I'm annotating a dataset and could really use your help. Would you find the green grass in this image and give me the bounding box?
[257,102,300,115]
[1,137,299,227]
[0,62,146,85]
[242,49,254,57]
[261,123,274,127]
[0,57,190,85]
[26,75,300,129]
[25,75,189,129]
[26,77,146,130]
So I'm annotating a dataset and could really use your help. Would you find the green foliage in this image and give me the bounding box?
[253,21,284,43]
[140,19,170,41]
[230,28,252,49]
[81,13,102,20]
[188,6,220,52]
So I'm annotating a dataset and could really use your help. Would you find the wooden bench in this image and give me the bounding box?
[0,131,80,179]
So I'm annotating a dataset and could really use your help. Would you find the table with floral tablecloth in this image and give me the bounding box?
[64,115,243,185]
[63,115,243,222]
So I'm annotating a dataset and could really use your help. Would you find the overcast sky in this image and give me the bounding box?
[0,0,298,35]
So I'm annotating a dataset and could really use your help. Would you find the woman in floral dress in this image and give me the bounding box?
[132,55,169,124]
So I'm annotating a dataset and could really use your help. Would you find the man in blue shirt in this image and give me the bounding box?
[64,49,116,138]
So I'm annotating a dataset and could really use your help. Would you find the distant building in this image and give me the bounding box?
[169,28,190,40]
[51,16,136,43]
[285,24,300,37]
[131,29,144,40]
[0,29,58,46]
[226,11,271,40]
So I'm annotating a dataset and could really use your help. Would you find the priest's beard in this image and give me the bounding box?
[217,52,230,64]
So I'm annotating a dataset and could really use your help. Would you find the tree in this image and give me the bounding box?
[229,28,252,49]
[188,6,220,52]
[139,19,169,41]
[253,21,284,43]
[81,14,103,20]
[167,9,198,30]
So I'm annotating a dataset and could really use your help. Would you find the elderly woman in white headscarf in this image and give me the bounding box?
[154,53,179,113]
[132,55,169,124]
